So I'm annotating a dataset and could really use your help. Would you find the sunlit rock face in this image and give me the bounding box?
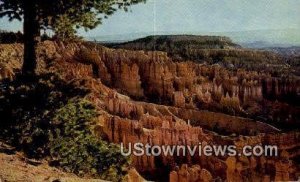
[1,41,299,113]
[0,41,299,181]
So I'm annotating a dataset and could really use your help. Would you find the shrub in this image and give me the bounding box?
[0,74,130,181]
[49,99,130,181]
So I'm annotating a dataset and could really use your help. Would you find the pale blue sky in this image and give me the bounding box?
[0,0,299,37]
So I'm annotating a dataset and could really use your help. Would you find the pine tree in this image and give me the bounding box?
[0,0,146,75]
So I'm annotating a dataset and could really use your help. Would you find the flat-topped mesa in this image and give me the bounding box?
[106,35,241,53]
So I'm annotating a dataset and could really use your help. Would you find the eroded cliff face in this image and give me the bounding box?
[98,90,299,181]
[0,41,299,181]
[1,42,299,125]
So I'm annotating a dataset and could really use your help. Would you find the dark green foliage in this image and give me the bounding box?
[106,35,290,75]
[0,73,88,145]
[108,35,240,50]
[0,0,146,39]
[1,0,147,74]
[287,56,300,76]
[0,30,23,43]
[0,30,51,43]
[49,99,129,181]
[106,35,241,56]
[0,74,129,181]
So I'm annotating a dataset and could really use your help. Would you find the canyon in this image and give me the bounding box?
[0,41,299,181]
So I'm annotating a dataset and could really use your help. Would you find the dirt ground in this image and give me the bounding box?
[0,142,105,182]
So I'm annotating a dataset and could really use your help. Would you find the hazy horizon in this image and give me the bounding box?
[0,0,299,46]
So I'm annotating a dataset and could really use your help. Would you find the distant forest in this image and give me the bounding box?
[0,30,51,43]
[0,30,23,43]
[104,35,296,76]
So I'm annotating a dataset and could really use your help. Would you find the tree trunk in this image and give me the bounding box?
[22,0,40,76]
